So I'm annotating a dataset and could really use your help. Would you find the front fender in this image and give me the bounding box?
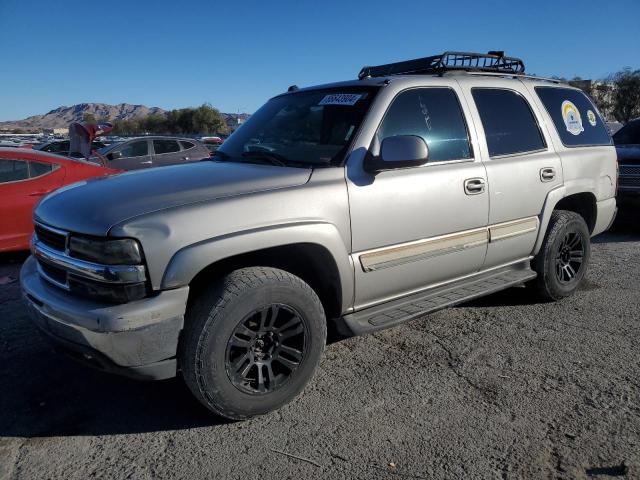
[161,221,354,312]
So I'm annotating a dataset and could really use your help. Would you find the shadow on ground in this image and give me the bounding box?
[0,338,229,438]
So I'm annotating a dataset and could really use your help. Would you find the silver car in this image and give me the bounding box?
[95,136,210,170]
[21,52,617,420]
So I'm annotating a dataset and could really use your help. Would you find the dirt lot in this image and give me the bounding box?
[0,208,638,480]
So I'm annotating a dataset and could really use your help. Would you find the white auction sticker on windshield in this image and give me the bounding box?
[319,94,362,106]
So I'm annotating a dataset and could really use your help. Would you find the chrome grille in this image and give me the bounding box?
[34,224,67,252]
[38,261,68,287]
[620,176,640,187]
[620,165,640,176]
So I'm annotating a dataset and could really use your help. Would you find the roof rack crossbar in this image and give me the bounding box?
[358,51,525,79]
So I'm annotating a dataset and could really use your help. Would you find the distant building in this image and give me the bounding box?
[43,127,68,135]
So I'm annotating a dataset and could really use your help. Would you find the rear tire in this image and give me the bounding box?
[181,267,326,420]
[532,210,590,301]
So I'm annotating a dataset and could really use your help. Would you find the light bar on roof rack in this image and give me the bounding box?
[358,51,525,79]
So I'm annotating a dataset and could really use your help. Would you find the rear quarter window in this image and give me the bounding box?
[535,87,612,147]
[29,161,55,178]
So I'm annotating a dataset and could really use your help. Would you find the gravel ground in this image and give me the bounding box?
[0,209,638,480]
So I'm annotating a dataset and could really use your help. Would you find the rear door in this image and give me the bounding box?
[152,139,183,166]
[457,77,563,269]
[108,139,153,170]
[0,158,63,250]
[179,140,203,162]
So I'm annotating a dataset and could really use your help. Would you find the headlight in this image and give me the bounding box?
[68,236,143,265]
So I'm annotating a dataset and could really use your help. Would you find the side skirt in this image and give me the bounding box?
[340,260,536,336]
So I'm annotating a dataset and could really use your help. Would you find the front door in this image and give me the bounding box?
[347,85,489,310]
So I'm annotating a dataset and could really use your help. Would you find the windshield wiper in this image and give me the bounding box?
[241,150,290,167]
[204,150,231,161]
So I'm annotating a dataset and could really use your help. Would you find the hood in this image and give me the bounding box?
[616,145,640,165]
[35,161,312,236]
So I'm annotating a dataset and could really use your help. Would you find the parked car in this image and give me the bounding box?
[613,118,640,198]
[0,148,121,252]
[201,136,224,154]
[34,139,107,158]
[21,51,617,420]
[93,136,210,170]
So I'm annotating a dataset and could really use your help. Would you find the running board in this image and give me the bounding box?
[342,261,536,336]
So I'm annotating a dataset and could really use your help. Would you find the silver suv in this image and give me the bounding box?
[21,52,617,419]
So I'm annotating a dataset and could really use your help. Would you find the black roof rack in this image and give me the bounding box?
[358,51,525,79]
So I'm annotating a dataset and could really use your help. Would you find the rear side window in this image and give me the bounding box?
[472,88,546,157]
[377,87,472,162]
[29,161,54,178]
[180,141,195,150]
[536,87,611,147]
[0,159,29,183]
[154,139,180,154]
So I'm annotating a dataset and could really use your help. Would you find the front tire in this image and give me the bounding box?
[532,210,591,301]
[181,267,326,420]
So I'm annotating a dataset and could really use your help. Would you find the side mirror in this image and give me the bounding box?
[365,135,429,173]
[110,151,123,160]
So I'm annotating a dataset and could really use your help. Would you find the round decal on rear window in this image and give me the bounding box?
[561,100,584,136]
[587,109,597,127]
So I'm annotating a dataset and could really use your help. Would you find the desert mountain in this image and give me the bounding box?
[0,103,167,130]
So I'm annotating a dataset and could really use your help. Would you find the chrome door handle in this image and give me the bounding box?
[464,178,486,195]
[140,161,153,164]
[181,156,190,161]
[540,167,556,182]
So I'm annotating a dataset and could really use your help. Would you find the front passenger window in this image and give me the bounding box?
[376,88,473,162]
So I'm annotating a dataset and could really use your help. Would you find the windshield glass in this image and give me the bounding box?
[217,86,379,166]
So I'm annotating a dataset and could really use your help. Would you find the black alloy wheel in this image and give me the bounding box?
[532,210,591,301]
[555,231,585,284]
[225,304,307,395]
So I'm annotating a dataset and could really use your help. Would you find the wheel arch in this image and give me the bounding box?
[534,186,597,255]
[162,222,353,320]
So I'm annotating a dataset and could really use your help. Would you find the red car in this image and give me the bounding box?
[0,148,121,252]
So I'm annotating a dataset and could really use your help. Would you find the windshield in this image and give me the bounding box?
[216,86,379,167]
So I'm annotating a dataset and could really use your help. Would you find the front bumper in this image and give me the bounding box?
[20,256,189,380]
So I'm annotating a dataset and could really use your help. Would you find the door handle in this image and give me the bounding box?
[540,167,556,182]
[181,156,190,161]
[464,178,486,195]
[29,190,50,196]
[140,161,153,165]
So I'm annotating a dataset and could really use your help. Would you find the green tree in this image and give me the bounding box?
[143,114,167,134]
[608,68,640,123]
[192,103,227,134]
[177,109,195,134]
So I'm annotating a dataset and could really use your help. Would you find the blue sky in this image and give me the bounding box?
[0,0,638,121]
